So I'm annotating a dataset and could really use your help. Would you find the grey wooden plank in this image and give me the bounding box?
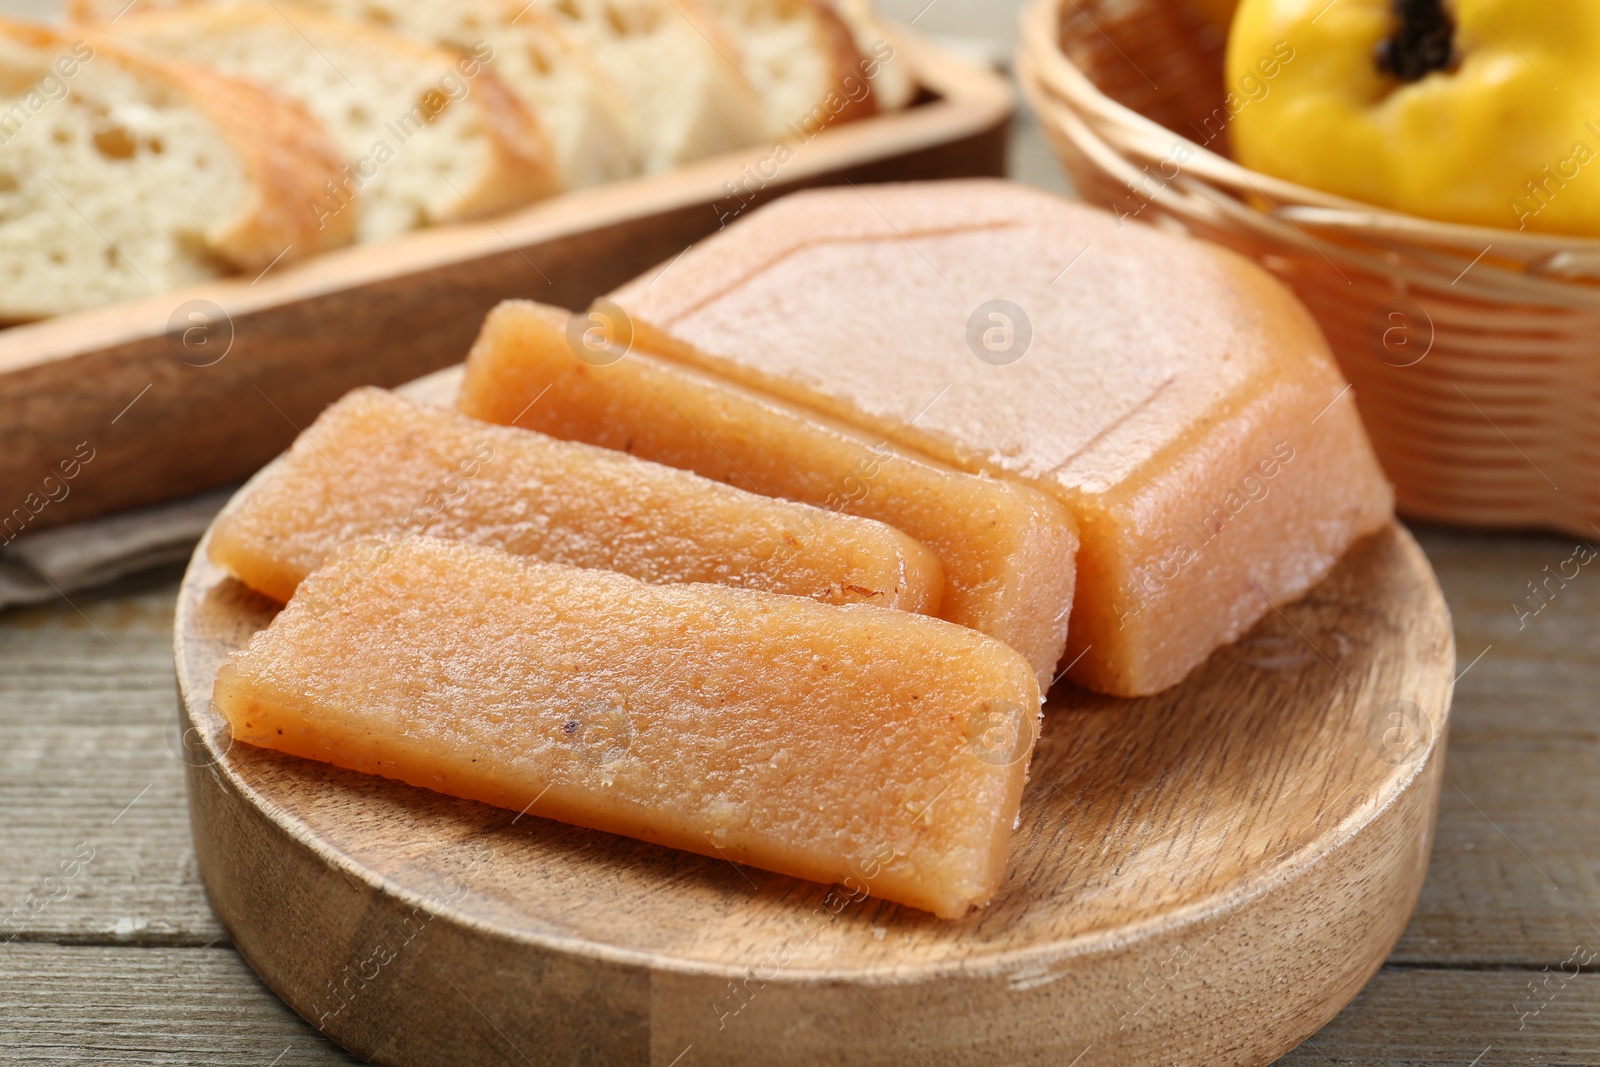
[0,945,1593,1066]
[1394,528,1600,969]
[1414,525,1600,742]
[0,944,360,1065]
[1392,743,1600,969]
[1280,966,1600,1067]
[0,568,224,946]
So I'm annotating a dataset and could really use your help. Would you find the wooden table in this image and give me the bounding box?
[2,522,1596,1065]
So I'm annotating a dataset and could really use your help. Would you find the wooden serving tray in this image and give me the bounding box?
[173,373,1455,1067]
[0,31,1009,536]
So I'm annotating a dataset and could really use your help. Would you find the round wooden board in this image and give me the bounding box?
[175,513,1453,1067]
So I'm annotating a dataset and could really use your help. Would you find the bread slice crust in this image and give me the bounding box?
[68,0,641,189]
[0,16,353,319]
[706,0,877,137]
[104,2,557,240]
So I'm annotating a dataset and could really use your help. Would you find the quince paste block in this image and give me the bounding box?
[459,300,1077,690]
[607,180,1395,696]
[208,386,941,612]
[213,537,1042,919]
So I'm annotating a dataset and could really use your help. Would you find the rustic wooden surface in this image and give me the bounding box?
[1,521,1594,1064]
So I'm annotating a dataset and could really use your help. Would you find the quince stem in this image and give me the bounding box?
[1375,0,1457,81]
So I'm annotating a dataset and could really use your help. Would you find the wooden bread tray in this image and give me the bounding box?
[0,30,1011,537]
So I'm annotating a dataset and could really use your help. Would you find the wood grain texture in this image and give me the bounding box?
[0,33,1012,537]
[0,952,1594,1067]
[1278,967,1600,1067]
[169,516,1453,1066]
[0,944,359,1065]
[0,567,224,947]
[2,528,1593,1064]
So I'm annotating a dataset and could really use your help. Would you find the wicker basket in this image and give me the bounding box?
[1017,0,1600,537]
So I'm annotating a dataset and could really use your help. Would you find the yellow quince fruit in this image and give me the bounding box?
[1228,0,1600,236]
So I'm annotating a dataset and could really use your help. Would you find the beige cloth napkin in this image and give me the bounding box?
[0,490,233,610]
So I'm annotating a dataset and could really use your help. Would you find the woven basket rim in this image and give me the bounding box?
[1018,0,1600,262]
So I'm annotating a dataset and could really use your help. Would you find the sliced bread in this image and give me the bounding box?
[105,2,558,242]
[67,0,909,173]
[532,0,765,172]
[702,0,874,138]
[70,0,640,190]
[0,18,352,321]
[832,0,914,110]
[237,0,640,190]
